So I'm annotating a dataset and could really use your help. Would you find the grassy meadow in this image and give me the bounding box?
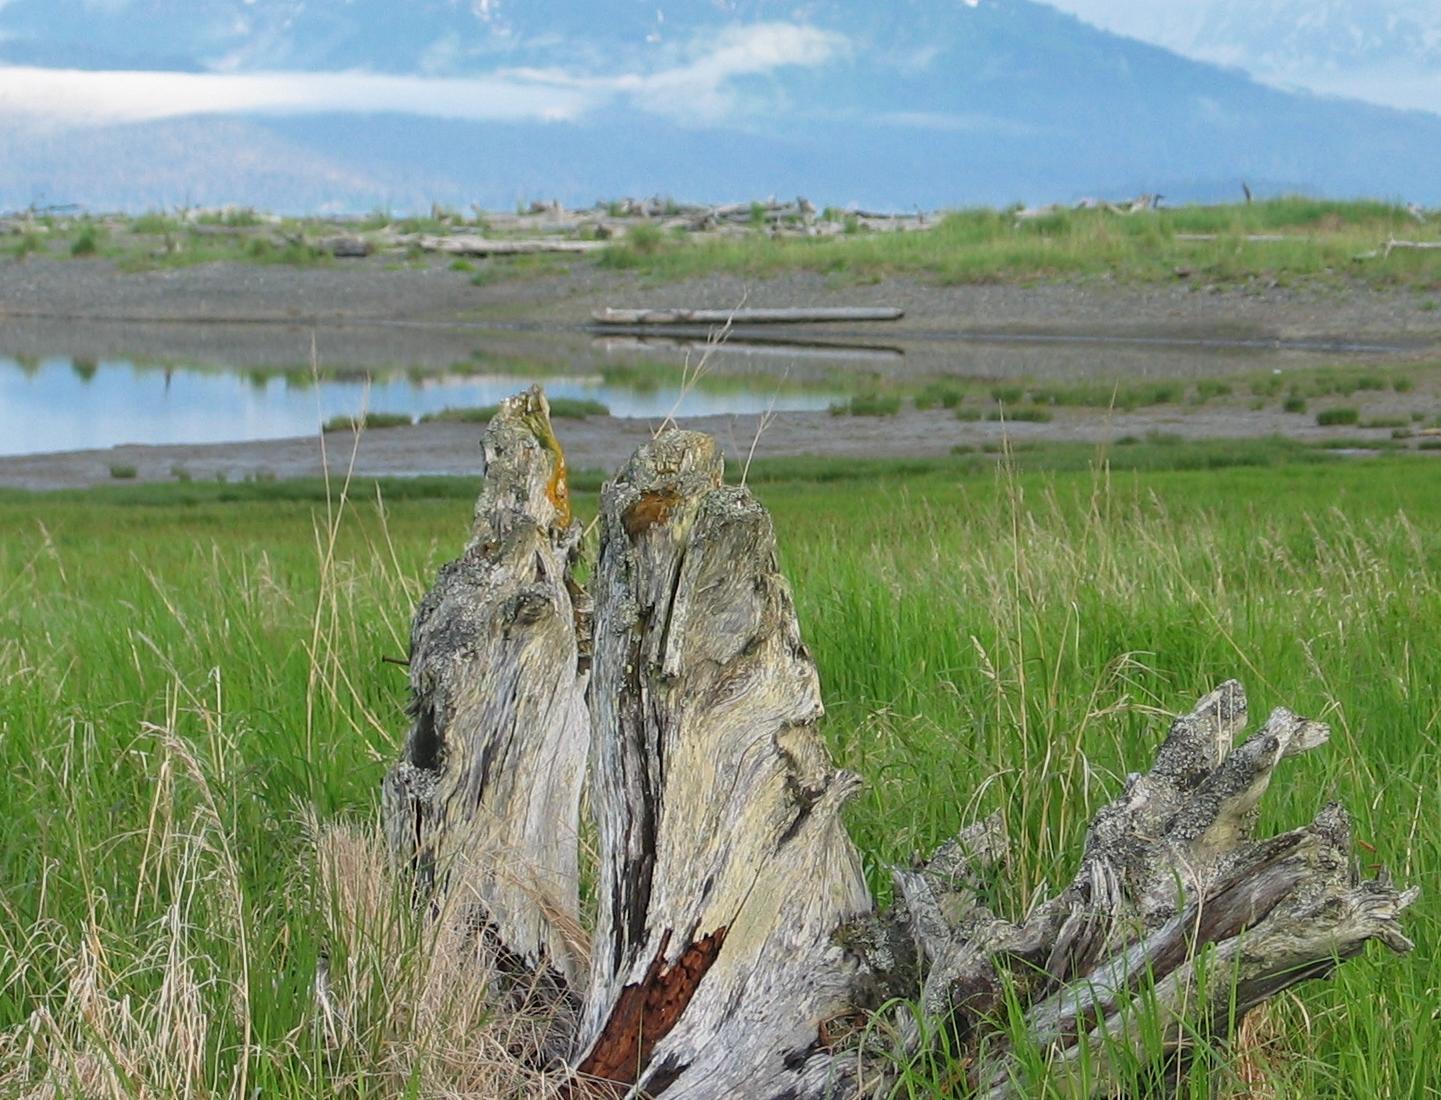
[11,197,1441,289]
[601,198,1441,287]
[0,450,1438,1096]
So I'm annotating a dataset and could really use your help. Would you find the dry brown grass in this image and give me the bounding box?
[309,822,577,1098]
[0,724,575,1099]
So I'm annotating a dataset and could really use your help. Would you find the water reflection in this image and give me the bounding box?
[0,357,839,457]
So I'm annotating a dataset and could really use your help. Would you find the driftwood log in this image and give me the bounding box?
[591,307,904,326]
[407,234,608,257]
[379,388,1415,1098]
[1382,239,1441,255]
[592,334,905,364]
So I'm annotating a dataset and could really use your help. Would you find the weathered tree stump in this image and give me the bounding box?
[380,388,1415,1098]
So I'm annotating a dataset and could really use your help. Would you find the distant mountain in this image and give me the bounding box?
[4,0,1441,212]
[1172,1,1441,116]
[1053,0,1441,116]
[1144,0,1441,77]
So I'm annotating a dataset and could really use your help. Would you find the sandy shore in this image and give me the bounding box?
[3,258,1439,489]
[6,257,1441,343]
[4,402,1435,491]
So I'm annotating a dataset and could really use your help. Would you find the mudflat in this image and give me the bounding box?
[3,257,1439,489]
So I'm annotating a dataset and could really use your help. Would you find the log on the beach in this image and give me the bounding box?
[375,392,1414,1099]
[592,333,905,363]
[1175,232,1290,242]
[1354,238,1441,260]
[1383,238,1441,255]
[591,306,904,325]
[411,234,607,257]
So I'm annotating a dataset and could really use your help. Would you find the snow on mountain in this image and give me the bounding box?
[4,0,1441,211]
[1051,0,1441,115]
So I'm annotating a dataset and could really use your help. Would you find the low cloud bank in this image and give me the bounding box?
[0,23,846,128]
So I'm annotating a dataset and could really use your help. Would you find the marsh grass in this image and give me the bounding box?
[82,197,1441,286]
[985,405,1053,423]
[596,198,1441,286]
[0,451,1437,1097]
[831,392,903,416]
[321,412,413,432]
[11,232,45,260]
[68,226,99,257]
[418,397,608,424]
[913,381,967,410]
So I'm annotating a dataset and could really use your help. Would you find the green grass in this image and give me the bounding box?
[60,197,1441,287]
[1027,380,1182,410]
[913,380,967,410]
[0,450,1437,1096]
[244,237,330,267]
[1317,407,1362,426]
[111,229,330,273]
[591,197,1441,287]
[985,405,1053,423]
[320,411,414,432]
[197,206,263,228]
[69,225,100,257]
[129,212,182,235]
[1192,379,1234,403]
[10,231,45,260]
[418,397,609,423]
[830,392,903,416]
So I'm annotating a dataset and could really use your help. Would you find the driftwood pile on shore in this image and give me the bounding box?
[375,197,931,258]
[372,388,1414,1099]
[0,196,935,261]
[9,196,1437,264]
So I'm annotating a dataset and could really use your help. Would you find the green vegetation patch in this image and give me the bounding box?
[585,197,1441,288]
[321,411,414,432]
[985,405,1053,423]
[1028,380,1181,410]
[29,197,1441,288]
[829,392,903,416]
[0,451,1436,1096]
[419,397,609,424]
[913,381,967,410]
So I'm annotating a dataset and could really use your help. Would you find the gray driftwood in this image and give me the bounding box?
[591,306,904,326]
[407,234,607,257]
[382,389,590,987]
[1382,238,1441,255]
[378,389,1415,1098]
